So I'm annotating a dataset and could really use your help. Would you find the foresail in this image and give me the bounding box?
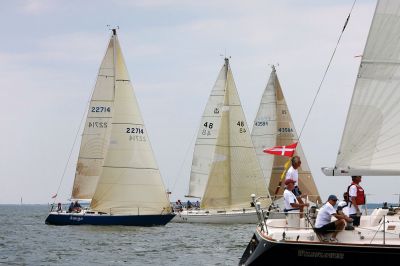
[201,59,271,209]
[90,32,170,215]
[252,67,320,203]
[251,67,277,192]
[71,36,115,200]
[334,0,400,175]
[187,65,226,198]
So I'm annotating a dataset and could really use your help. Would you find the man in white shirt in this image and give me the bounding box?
[337,192,350,216]
[285,156,304,205]
[283,179,309,215]
[314,195,353,243]
[348,176,365,226]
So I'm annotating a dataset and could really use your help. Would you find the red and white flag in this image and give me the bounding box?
[51,193,57,199]
[263,142,298,157]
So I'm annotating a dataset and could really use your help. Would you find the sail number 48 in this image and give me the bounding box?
[237,121,246,133]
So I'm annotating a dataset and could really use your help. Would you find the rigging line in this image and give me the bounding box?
[52,99,90,205]
[170,126,198,195]
[298,0,357,140]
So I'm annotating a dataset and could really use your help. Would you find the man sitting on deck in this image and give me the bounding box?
[314,195,353,243]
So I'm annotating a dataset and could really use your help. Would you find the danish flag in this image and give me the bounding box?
[263,142,298,157]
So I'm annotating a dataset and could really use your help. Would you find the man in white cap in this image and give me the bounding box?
[283,179,309,217]
[314,194,353,243]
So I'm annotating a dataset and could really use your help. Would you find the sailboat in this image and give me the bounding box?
[172,58,271,224]
[240,0,400,264]
[45,29,175,226]
[251,66,321,205]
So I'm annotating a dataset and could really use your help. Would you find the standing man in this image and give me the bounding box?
[285,156,304,204]
[348,176,365,226]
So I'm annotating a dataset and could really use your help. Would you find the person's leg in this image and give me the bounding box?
[350,214,361,226]
[332,219,345,238]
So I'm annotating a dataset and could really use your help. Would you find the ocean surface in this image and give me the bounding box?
[0,205,254,265]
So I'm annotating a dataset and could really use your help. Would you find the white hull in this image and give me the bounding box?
[171,209,258,224]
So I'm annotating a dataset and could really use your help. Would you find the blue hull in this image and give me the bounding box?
[45,213,175,226]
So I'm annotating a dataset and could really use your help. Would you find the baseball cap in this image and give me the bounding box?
[328,194,338,201]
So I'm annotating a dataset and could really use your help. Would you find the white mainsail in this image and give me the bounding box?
[72,30,172,215]
[71,36,115,200]
[251,66,320,203]
[198,58,271,209]
[323,0,400,176]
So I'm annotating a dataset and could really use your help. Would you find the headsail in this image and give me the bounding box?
[71,33,115,200]
[200,58,271,209]
[252,66,321,203]
[89,30,171,215]
[187,64,226,198]
[323,0,400,176]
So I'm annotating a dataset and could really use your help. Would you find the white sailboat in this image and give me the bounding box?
[173,58,271,224]
[45,29,174,226]
[251,66,321,204]
[240,0,400,264]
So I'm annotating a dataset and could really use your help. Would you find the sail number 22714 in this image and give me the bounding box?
[127,127,146,142]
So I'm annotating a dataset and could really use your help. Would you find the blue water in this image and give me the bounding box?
[0,205,254,265]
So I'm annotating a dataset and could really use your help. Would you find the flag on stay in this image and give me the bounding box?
[263,142,298,157]
[51,193,57,199]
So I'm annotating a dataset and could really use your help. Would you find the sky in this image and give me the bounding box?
[2,0,398,205]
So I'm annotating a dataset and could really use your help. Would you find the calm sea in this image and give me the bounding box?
[0,205,254,265]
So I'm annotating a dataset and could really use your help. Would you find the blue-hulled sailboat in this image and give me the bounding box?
[45,29,174,226]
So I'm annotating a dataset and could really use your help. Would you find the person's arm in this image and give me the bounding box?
[333,212,353,223]
[290,202,309,208]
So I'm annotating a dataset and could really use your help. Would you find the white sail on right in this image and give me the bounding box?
[252,66,320,203]
[323,0,400,176]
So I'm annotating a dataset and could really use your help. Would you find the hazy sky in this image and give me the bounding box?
[3,0,397,205]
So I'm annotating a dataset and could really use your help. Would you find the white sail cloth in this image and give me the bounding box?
[324,0,400,176]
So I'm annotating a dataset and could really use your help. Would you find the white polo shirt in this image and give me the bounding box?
[283,189,298,211]
[315,202,336,228]
[348,184,359,215]
[285,166,299,186]
[337,200,349,216]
